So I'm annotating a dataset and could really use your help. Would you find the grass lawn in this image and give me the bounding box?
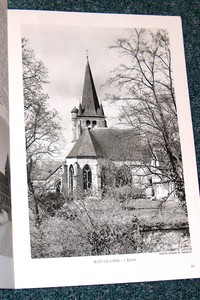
[77,195,189,230]
[121,197,189,229]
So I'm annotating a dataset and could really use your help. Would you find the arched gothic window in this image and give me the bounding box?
[100,166,106,196]
[92,120,97,128]
[101,166,106,190]
[83,164,92,191]
[69,165,74,192]
[86,120,91,127]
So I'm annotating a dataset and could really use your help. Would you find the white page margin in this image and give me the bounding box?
[8,10,200,289]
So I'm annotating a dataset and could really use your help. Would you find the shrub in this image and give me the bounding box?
[30,193,190,258]
[87,217,143,256]
[30,194,145,258]
[40,192,65,216]
[105,185,145,202]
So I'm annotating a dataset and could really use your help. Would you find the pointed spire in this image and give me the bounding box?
[5,155,10,186]
[5,155,9,170]
[81,59,104,117]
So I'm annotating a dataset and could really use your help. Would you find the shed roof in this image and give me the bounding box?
[31,159,64,181]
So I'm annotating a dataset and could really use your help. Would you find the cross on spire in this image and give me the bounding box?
[86,50,89,62]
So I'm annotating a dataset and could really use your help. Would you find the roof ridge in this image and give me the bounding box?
[67,128,98,158]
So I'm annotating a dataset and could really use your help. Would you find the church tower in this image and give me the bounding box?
[71,59,107,142]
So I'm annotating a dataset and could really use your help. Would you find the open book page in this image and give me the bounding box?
[8,9,200,288]
[0,0,14,289]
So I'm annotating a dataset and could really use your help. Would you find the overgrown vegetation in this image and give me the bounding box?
[30,192,191,258]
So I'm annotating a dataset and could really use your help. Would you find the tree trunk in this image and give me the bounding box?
[27,162,41,226]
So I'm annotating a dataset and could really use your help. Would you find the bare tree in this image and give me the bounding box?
[107,29,186,213]
[22,38,64,223]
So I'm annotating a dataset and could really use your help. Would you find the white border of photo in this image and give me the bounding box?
[7,10,200,288]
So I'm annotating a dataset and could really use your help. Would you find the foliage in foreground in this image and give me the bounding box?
[30,194,191,259]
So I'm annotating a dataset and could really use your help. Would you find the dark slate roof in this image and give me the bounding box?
[67,128,105,158]
[80,61,104,117]
[0,171,10,197]
[71,106,78,113]
[0,172,8,187]
[31,159,64,181]
[91,128,139,160]
[67,127,149,162]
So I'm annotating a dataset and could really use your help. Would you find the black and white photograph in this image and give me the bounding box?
[21,24,191,259]
[0,0,12,258]
[0,116,12,257]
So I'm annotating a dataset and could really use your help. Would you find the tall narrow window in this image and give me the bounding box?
[101,166,106,190]
[83,164,92,191]
[86,120,91,127]
[69,165,74,193]
[149,177,155,197]
[55,180,61,194]
[101,166,106,196]
[92,120,97,128]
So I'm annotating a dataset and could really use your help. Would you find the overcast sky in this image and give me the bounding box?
[21,24,133,154]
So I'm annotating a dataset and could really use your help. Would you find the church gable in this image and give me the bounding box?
[67,127,106,158]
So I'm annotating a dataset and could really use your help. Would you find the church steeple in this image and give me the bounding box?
[5,154,10,187]
[71,59,107,143]
[81,60,104,117]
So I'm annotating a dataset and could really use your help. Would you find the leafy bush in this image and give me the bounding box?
[105,185,145,202]
[30,216,92,258]
[40,192,65,216]
[30,194,190,258]
[87,217,143,256]
[30,194,145,258]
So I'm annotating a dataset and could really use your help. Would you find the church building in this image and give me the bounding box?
[61,59,169,199]
[34,59,172,200]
